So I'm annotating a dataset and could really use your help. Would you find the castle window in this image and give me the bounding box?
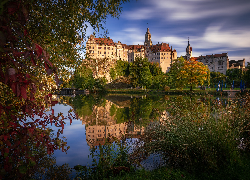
[98,47,102,49]
[104,47,106,50]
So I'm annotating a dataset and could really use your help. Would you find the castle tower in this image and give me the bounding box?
[144,28,152,46]
[186,37,192,60]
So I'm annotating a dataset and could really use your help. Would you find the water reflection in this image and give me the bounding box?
[1,92,237,179]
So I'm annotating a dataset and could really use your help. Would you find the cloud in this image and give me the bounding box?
[123,8,154,20]
[202,25,250,48]
[123,0,250,21]
[112,28,145,45]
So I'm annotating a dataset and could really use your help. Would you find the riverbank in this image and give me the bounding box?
[106,87,235,97]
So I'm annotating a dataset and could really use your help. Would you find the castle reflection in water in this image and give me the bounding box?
[76,97,169,148]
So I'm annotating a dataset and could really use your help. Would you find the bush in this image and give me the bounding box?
[131,94,250,179]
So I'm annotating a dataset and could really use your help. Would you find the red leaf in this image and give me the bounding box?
[26,73,30,79]
[46,67,53,75]
[8,68,16,81]
[55,74,59,85]
[51,101,58,106]
[4,135,7,141]
[16,83,20,97]
[20,84,27,99]
[11,82,17,95]
[36,141,40,147]
[35,44,43,57]
[5,148,9,154]
[24,51,29,59]
[6,140,11,147]
[44,62,49,70]
[28,128,34,134]
[4,74,9,84]
[24,29,28,36]
[31,53,36,66]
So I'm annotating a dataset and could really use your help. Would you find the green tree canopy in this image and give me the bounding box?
[129,57,153,88]
[72,64,95,90]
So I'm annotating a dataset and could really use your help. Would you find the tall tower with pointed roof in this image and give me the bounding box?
[144,28,152,47]
[186,37,192,60]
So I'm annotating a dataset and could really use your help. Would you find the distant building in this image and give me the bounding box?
[179,37,192,61]
[85,28,178,76]
[180,39,229,75]
[196,53,229,75]
[146,42,177,73]
[229,59,245,70]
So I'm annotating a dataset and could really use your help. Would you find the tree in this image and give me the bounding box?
[170,57,210,91]
[149,62,163,76]
[169,56,186,89]
[72,64,95,90]
[244,62,250,87]
[226,68,245,87]
[0,0,130,178]
[129,57,153,88]
[115,60,130,77]
[210,72,227,88]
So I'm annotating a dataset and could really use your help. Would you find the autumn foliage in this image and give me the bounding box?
[0,1,67,178]
[170,57,210,91]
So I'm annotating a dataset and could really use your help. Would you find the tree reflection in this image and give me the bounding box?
[0,91,71,179]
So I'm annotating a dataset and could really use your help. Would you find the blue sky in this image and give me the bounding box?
[85,0,250,64]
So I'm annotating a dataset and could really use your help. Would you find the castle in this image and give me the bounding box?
[182,39,245,74]
[85,28,177,80]
[85,28,245,79]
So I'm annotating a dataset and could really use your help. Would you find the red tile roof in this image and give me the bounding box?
[149,43,176,52]
[198,53,228,59]
[127,45,144,50]
[94,38,115,46]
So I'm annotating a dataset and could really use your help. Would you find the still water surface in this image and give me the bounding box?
[49,93,229,169]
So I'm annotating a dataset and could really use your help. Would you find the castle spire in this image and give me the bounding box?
[186,37,192,60]
[144,27,152,46]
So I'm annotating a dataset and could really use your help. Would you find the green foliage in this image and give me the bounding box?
[24,0,130,80]
[210,71,227,87]
[110,67,117,81]
[72,64,95,90]
[151,74,169,90]
[129,57,153,88]
[94,77,107,90]
[244,63,250,85]
[169,57,210,90]
[115,60,130,77]
[226,68,245,87]
[168,57,186,89]
[74,137,133,180]
[131,94,250,179]
[149,62,163,76]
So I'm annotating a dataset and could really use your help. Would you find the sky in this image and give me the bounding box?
[85,0,250,64]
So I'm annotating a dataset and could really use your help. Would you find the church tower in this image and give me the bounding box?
[186,37,192,60]
[144,28,152,46]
